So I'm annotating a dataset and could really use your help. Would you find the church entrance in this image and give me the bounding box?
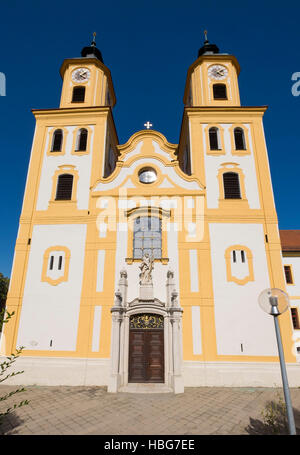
[128,314,164,383]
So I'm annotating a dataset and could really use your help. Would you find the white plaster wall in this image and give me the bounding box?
[36,126,94,210]
[202,124,260,209]
[17,224,87,351]
[282,256,300,297]
[209,223,277,356]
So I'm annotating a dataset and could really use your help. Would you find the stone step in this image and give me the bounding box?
[118,383,173,394]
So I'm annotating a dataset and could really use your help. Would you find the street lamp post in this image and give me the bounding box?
[258,288,296,435]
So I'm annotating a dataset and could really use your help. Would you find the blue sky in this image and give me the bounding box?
[0,0,299,277]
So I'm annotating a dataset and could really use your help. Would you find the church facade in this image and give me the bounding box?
[2,37,300,393]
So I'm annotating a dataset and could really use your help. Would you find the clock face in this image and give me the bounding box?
[208,65,228,80]
[72,68,91,83]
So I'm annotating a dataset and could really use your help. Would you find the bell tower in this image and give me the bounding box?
[59,33,116,108]
[183,32,241,107]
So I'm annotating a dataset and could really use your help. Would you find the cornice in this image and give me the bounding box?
[59,57,116,106]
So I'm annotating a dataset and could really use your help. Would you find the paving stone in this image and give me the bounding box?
[1,385,300,435]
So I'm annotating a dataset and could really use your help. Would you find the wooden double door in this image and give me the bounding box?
[128,329,164,383]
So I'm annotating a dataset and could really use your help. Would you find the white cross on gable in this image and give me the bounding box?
[144,121,153,129]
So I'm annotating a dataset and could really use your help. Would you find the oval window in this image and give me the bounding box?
[138,167,157,184]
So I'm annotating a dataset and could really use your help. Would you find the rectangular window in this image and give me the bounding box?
[232,250,236,263]
[241,250,245,263]
[133,216,162,259]
[49,256,54,270]
[284,265,293,284]
[291,308,300,330]
[58,256,63,270]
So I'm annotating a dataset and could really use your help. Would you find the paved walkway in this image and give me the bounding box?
[1,385,300,435]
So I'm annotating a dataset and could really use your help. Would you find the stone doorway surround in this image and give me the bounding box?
[107,269,184,394]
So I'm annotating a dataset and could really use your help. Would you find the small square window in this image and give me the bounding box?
[241,250,245,263]
[291,308,300,330]
[284,265,293,284]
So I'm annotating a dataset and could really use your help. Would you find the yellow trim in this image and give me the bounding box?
[4,49,297,369]
[71,125,93,155]
[46,126,68,156]
[59,58,116,108]
[117,129,178,161]
[205,124,226,155]
[225,245,254,285]
[41,246,71,286]
[183,55,241,107]
[229,124,250,156]
[284,264,295,285]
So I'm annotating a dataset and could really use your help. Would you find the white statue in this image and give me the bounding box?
[139,253,154,285]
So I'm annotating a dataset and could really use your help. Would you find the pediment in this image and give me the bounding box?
[117,130,178,163]
[91,129,205,193]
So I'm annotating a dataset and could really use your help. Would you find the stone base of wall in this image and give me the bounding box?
[2,357,300,389]
[0,356,110,386]
[183,360,300,387]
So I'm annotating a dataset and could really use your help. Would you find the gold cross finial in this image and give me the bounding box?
[92,32,96,46]
[204,30,208,42]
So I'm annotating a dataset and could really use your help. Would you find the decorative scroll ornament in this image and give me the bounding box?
[130,314,164,329]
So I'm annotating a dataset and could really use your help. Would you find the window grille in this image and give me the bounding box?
[223,172,241,199]
[133,216,162,259]
[55,174,73,200]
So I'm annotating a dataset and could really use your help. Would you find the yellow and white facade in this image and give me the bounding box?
[2,38,300,392]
